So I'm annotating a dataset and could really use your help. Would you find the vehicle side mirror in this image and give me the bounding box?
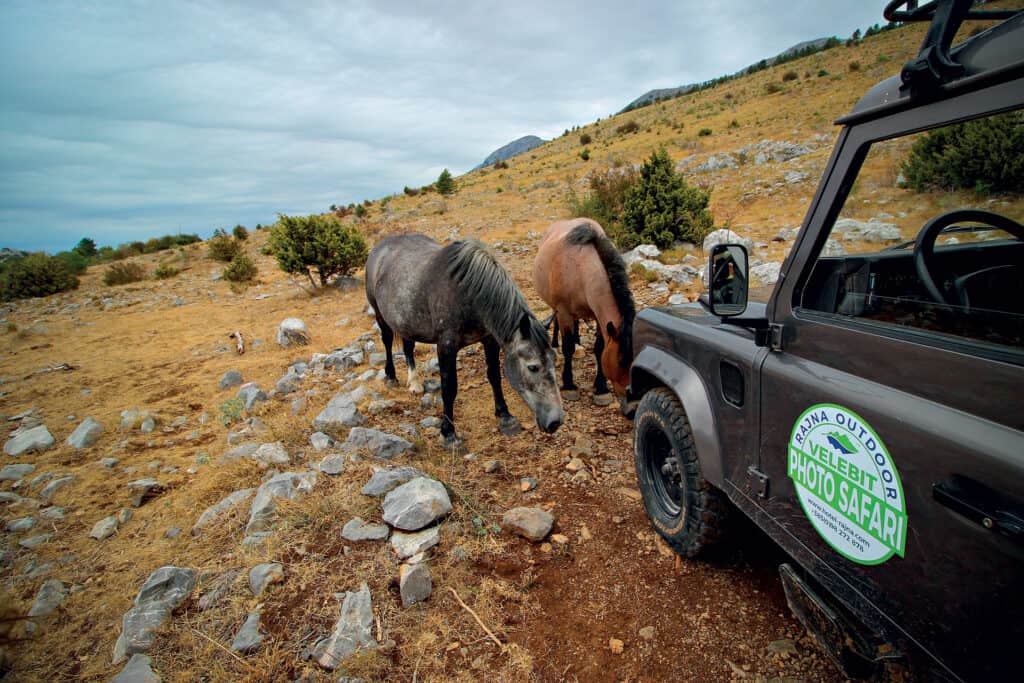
[708,244,749,317]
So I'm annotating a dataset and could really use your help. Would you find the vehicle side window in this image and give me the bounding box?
[800,109,1024,349]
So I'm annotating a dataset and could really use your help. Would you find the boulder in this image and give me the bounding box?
[66,417,103,448]
[276,318,310,348]
[318,455,346,475]
[702,229,754,254]
[341,428,413,460]
[751,262,783,285]
[381,478,452,531]
[310,583,376,670]
[112,566,197,664]
[502,507,554,542]
[4,425,55,456]
[361,467,429,497]
[251,442,290,468]
[90,516,119,540]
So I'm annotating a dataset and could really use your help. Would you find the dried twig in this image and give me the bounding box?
[228,331,245,355]
[189,625,253,670]
[28,362,74,378]
[448,588,503,649]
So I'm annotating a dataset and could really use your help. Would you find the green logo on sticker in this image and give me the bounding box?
[788,403,907,565]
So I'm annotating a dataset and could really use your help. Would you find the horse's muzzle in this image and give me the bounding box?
[540,416,563,434]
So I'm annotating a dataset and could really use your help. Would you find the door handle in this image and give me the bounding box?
[934,477,1024,541]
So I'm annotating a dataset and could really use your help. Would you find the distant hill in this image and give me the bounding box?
[620,37,834,112]
[474,135,547,170]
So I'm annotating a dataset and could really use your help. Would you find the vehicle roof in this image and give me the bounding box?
[837,11,1024,125]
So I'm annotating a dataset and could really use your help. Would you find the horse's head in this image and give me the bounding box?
[601,319,633,395]
[504,313,564,433]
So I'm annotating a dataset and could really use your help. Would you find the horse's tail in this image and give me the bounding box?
[565,222,636,368]
[445,239,546,347]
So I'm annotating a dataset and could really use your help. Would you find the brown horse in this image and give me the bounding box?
[532,218,636,405]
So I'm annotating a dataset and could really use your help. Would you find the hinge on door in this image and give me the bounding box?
[769,323,785,352]
[747,466,770,499]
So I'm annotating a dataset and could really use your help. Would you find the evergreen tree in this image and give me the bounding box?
[436,168,456,196]
[620,147,714,249]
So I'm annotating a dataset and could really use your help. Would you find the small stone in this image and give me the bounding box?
[19,533,51,549]
[399,563,432,607]
[381,477,452,531]
[342,518,390,542]
[90,516,119,540]
[519,477,537,492]
[391,526,440,559]
[164,527,182,539]
[112,567,197,664]
[231,612,265,653]
[118,508,134,525]
[40,506,65,520]
[219,369,244,389]
[609,638,624,654]
[0,463,35,481]
[28,579,67,619]
[5,517,35,533]
[540,542,552,553]
[340,427,413,460]
[237,383,268,411]
[251,442,290,468]
[767,638,798,657]
[565,457,585,473]
[319,454,346,475]
[550,533,568,545]
[112,654,160,683]
[40,476,74,503]
[3,424,55,456]
[277,318,310,348]
[101,457,120,468]
[361,467,428,497]
[639,626,655,641]
[248,562,284,596]
[126,479,164,507]
[502,507,554,542]
[310,583,376,671]
[66,416,104,448]
[310,432,333,451]
[482,460,500,473]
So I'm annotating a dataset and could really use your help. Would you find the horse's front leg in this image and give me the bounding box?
[376,314,398,387]
[437,342,465,452]
[483,337,521,436]
[560,318,580,401]
[592,330,614,406]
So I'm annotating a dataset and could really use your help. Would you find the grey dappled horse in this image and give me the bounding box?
[365,233,564,448]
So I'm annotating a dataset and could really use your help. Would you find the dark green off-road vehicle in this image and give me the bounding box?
[628,2,1024,680]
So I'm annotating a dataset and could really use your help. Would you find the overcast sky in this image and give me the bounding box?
[0,1,882,253]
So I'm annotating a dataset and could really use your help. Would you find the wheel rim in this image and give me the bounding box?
[641,422,684,517]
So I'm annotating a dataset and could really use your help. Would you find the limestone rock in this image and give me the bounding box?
[381,478,452,531]
[28,579,67,618]
[390,526,440,560]
[219,369,243,390]
[0,463,35,481]
[277,318,310,348]
[323,347,364,372]
[248,562,284,596]
[341,518,389,542]
[312,392,366,438]
[198,568,241,611]
[5,517,35,533]
[311,583,376,670]
[237,383,267,411]
[318,455,346,475]
[245,471,316,535]
[399,563,432,607]
[4,424,55,456]
[251,442,290,468]
[112,566,197,664]
[112,654,161,683]
[231,612,265,653]
[702,229,754,254]
[361,467,428,497]
[66,417,103,448]
[310,432,333,451]
[90,516,119,540]
[40,476,74,503]
[126,479,164,507]
[192,488,255,536]
[503,507,554,542]
[340,427,413,460]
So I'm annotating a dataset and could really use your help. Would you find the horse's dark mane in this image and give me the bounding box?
[565,222,636,368]
[444,239,549,348]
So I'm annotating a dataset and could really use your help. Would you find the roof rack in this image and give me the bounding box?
[883,0,1022,97]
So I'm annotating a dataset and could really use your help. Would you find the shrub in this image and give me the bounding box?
[436,169,456,196]
[765,82,784,94]
[1,253,79,300]
[103,261,147,286]
[354,204,367,219]
[698,128,712,137]
[619,146,714,250]
[782,70,799,82]
[818,69,829,77]
[848,60,861,71]
[207,232,242,262]
[729,119,740,129]
[579,133,592,146]
[74,237,97,258]
[616,120,640,136]
[565,165,639,235]
[404,186,419,196]
[223,253,257,282]
[54,250,89,275]
[154,263,180,279]
[492,160,509,170]
[269,213,368,288]
[900,111,1024,195]
[232,224,249,241]
[579,148,590,161]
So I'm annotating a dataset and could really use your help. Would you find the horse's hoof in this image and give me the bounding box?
[384,377,398,389]
[408,382,425,395]
[593,392,615,407]
[442,434,467,456]
[499,416,522,437]
[620,398,638,420]
[561,389,580,402]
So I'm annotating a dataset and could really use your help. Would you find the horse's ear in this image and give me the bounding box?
[519,313,532,338]
[606,321,617,339]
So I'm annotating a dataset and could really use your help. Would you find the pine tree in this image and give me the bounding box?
[436,168,456,196]
[620,147,713,249]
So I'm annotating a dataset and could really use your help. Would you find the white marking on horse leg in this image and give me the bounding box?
[407,366,425,395]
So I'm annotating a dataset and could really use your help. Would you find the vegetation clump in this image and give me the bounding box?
[436,169,456,196]
[901,111,1024,195]
[269,213,367,288]
[154,263,180,279]
[232,224,249,241]
[223,253,258,283]
[103,261,147,286]
[619,147,714,250]
[207,229,243,262]
[1,253,80,300]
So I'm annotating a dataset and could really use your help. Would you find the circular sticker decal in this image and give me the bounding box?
[788,404,906,565]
